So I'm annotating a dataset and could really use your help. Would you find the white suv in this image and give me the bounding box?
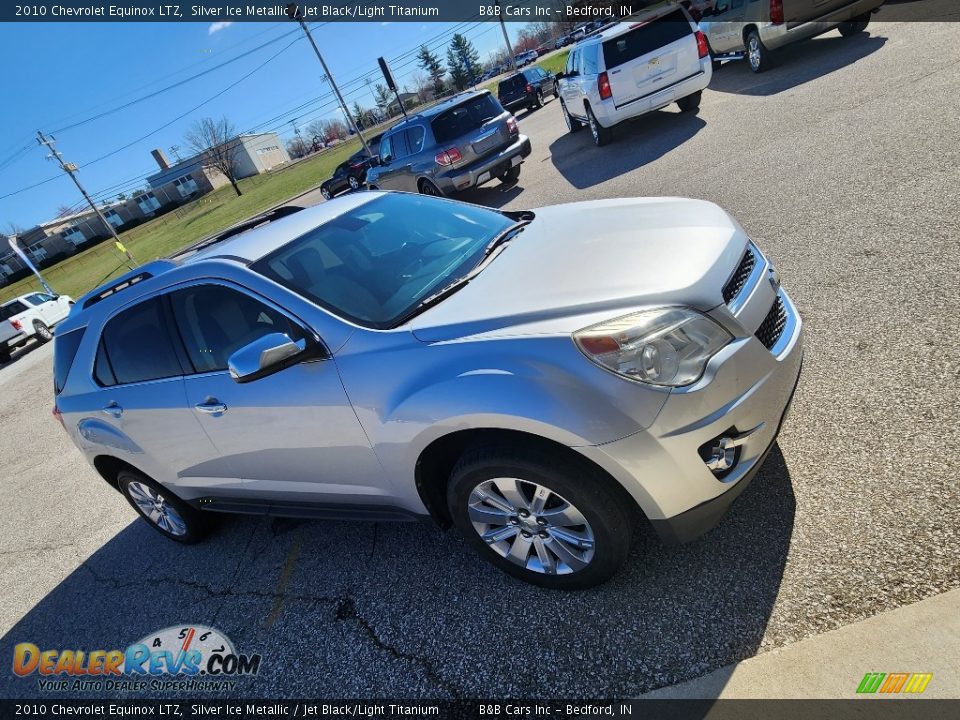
[557,7,712,146]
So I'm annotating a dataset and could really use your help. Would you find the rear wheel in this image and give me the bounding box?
[33,321,52,343]
[586,105,613,147]
[677,90,702,113]
[561,99,583,133]
[499,164,521,184]
[533,89,544,109]
[118,469,210,544]
[746,29,772,73]
[838,13,870,37]
[418,178,444,197]
[447,446,634,589]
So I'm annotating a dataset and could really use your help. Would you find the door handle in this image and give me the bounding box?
[101,402,123,418]
[195,401,228,415]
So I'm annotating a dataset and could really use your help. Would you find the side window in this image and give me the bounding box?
[25,294,45,306]
[36,293,56,303]
[170,285,307,374]
[392,130,411,160]
[565,49,578,75]
[379,134,393,163]
[582,45,599,75]
[96,298,183,386]
[406,127,426,155]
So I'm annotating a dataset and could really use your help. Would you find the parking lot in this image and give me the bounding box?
[1,21,958,698]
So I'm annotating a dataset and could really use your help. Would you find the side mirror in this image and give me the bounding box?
[228,333,318,383]
[379,154,392,166]
[555,71,565,81]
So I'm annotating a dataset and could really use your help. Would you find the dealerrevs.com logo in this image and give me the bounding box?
[12,625,261,692]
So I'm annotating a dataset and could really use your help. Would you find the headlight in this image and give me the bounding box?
[574,308,733,387]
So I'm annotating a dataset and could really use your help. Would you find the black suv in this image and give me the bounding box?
[320,151,378,199]
[497,67,558,113]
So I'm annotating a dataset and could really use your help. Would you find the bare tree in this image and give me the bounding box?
[55,205,75,218]
[322,119,349,142]
[185,116,243,197]
[286,137,310,160]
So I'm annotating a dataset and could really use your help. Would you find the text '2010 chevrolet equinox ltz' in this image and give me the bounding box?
[53,192,802,589]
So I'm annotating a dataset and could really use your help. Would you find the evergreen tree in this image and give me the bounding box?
[446,34,481,91]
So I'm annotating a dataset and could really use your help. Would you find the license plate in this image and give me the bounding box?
[511,155,521,167]
[477,171,491,184]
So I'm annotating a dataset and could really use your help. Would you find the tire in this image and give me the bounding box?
[33,321,52,344]
[677,90,702,113]
[348,175,361,190]
[320,186,332,200]
[118,469,210,544]
[418,178,444,197]
[446,446,634,589]
[745,29,772,73]
[838,14,870,37]
[533,89,544,109]
[586,105,613,147]
[0,348,9,364]
[561,99,583,134]
[499,164,521,184]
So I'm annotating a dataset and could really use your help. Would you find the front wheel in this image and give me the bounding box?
[348,175,361,190]
[447,447,634,589]
[33,321,52,343]
[838,13,870,37]
[320,186,332,200]
[119,469,210,544]
[561,99,583,133]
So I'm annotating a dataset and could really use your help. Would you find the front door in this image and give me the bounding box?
[168,282,386,508]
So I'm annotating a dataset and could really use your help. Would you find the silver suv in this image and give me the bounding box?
[53,192,802,589]
[365,91,531,196]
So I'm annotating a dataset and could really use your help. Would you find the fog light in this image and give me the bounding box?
[705,437,737,473]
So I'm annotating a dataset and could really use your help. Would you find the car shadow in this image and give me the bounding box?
[457,181,526,209]
[0,337,45,369]
[0,445,794,698]
[710,32,887,97]
[548,109,706,190]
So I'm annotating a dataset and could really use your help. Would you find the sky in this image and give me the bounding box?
[0,20,518,230]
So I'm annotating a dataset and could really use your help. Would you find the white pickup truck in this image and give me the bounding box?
[0,292,74,362]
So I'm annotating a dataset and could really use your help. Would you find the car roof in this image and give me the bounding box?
[386,89,491,129]
[591,7,690,43]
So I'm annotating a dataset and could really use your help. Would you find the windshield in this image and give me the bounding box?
[251,194,515,329]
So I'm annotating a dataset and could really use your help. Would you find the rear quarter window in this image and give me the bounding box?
[602,10,693,69]
[53,327,85,395]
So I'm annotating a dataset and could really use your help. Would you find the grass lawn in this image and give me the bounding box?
[0,140,361,304]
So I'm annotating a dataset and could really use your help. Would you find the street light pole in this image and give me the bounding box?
[286,5,372,157]
[36,130,135,269]
[496,0,517,72]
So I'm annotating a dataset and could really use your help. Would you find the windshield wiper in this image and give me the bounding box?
[393,220,531,326]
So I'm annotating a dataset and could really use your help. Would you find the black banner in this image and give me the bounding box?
[2,700,960,720]
[1,0,957,23]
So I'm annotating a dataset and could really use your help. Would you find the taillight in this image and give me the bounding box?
[506,117,518,135]
[598,72,612,100]
[52,404,65,431]
[11,319,21,331]
[434,147,462,166]
[525,83,533,94]
[695,30,709,59]
[770,0,784,24]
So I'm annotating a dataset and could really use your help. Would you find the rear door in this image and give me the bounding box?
[602,9,700,108]
[430,93,510,168]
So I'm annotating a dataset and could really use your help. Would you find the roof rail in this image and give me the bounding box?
[170,204,306,260]
[78,260,176,310]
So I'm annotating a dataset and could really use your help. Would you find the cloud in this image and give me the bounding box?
[208,21,233,35]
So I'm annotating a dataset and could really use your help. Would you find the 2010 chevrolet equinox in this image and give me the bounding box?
[52,191,802,589]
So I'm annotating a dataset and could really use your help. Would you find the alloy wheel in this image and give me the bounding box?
[467,477,596,575]
[321,188,331,200]
[348,176,360,190]
[748,37,761,71]
[127,481,188,536]
[35,323,52,341]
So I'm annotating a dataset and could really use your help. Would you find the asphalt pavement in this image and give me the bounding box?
[0,21,957,699]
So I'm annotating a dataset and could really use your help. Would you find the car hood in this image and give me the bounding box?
[409,197,748,342]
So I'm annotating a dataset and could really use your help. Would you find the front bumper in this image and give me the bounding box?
[435,134,531,193]
[576,289,803,543]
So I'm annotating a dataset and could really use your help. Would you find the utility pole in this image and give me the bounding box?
[36,131,135,269]
[496,0,517,72]
[286,5,372,157]
[289,118,306,155]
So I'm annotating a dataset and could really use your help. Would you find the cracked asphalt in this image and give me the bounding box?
[1,20,958,699]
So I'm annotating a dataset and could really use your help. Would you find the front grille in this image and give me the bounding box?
[755,294,787,350]
[723,246,756,305]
